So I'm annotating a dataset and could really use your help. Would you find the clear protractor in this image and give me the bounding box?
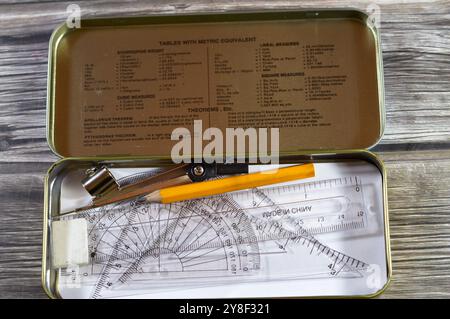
[84,198,261,297]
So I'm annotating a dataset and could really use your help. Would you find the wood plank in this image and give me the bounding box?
[0,0,449,162]
[378,150,450,298]
[0,162,48,298]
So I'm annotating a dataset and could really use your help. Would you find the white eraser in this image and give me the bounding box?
[51,218,89,268]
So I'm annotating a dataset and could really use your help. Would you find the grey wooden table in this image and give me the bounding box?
[0,0,449,299]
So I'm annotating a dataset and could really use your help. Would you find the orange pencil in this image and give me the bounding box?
[145,163,315,204]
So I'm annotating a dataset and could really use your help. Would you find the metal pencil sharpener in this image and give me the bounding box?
[81,166,119,198]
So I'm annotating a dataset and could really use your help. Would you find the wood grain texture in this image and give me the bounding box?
[379,151,450,298]
[0,0,449,299]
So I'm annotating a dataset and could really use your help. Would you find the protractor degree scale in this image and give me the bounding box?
[87,198,260,298]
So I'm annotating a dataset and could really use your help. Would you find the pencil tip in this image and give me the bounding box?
[145,191,161,203]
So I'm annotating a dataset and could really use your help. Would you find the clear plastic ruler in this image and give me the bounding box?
[55,161,388,298]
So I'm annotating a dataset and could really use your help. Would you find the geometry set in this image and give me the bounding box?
[42,10,391,298]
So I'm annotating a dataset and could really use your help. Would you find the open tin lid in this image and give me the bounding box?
[47,10,384,159]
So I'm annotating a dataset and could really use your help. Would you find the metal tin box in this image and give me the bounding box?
[42,9,390,299]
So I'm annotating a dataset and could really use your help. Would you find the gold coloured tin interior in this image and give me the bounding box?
[47,10,384,159]
[41,151,391,299]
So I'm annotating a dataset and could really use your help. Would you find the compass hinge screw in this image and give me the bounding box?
[193,165,205,177]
